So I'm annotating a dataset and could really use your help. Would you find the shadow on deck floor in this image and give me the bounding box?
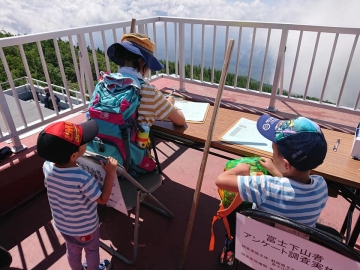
[1,137,359,270]
[1,77,360,269]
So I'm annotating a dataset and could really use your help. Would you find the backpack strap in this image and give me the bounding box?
[120,73,144,172]
[99,72,144,172]
[209,193,243,251]
[120,126,131,171]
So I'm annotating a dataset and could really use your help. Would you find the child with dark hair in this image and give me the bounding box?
[215,115,328,265]
[107,33,185,127]
[37,120,117,270]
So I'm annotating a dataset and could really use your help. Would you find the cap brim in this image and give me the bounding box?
[79,119,99,145]
[256,115,281,142]
[107,42,164,71]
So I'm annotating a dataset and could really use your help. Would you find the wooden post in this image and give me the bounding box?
[130,18,136,33]
[178,39,235,270]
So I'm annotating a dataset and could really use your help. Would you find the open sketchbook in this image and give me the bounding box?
[220,117,273,153]
[77,157,128,215]
[174,100,210,123]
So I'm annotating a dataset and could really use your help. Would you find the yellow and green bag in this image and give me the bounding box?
[209,157,268,251]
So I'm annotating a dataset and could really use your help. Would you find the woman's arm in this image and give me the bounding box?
[167,108,186,126]
[166,96,186,126]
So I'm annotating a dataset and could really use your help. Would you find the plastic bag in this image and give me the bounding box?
[220,157,268,208]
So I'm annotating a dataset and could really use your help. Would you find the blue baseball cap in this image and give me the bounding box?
[107,33,164,71]
[256,115,327,171]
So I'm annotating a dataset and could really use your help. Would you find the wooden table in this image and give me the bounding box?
[154,106,360,189]
[153,106,360,246]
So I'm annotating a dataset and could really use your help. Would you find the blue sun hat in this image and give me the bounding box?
[107,33,164,71]
[256,115,327,171]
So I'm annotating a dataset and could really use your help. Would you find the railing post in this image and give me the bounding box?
[266,30,288,112]
[78,51,87,105]
[0,85,27,153]
[77,34,95,98]
[179,22,186,92]
[138,24,145,34]
[279,46,286,96]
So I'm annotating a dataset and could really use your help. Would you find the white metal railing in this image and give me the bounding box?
[1,16,360,152]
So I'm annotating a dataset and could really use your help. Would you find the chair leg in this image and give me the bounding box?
[233,259,239,269]
[99,190,141,265]
[141,192,174,219]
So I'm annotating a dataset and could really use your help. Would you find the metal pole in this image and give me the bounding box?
[178,39,235,270]
[77,34,95,98]
[130,18,136,33]
[266,30,288,112]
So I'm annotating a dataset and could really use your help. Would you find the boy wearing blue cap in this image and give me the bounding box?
[215,115,328,265]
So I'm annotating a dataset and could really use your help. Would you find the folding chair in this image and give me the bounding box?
[233,209,360,270]
[77,150,174,265]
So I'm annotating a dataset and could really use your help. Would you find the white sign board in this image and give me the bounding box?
[77,157,128,215]
[221,118,273,153]
[236,213,360,270]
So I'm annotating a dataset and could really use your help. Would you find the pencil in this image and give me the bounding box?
[333,139,340,152]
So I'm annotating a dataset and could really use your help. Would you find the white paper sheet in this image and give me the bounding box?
[235,213,360,270]
[174,100,209,123]
[77,157,128,215]
[221,118,273,153]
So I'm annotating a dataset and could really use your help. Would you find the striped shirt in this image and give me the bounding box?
[237,175,328,227]
[118,67,175,127]
[43,161,102,236]
[138,83,175,126]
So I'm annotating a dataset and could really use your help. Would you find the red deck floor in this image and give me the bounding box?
[0,78,359,269]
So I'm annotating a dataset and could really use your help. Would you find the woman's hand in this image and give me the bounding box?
[167,95,175,105]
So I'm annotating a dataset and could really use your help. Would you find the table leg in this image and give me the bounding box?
[341,202,356,243]
[348,213,360,248]
[340,204,354,235]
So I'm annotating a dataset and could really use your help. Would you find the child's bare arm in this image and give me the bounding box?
[96,157,118,204]
[215,163,250,193]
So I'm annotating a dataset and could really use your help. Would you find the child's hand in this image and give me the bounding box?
[100,156,118,175]
[259,157,274,169]
[259,157,282,177]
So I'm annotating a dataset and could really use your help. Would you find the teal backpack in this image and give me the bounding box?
[86,71,156,174]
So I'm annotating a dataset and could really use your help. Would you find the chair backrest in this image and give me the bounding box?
[78,151,164,210]
[235,209,360,270]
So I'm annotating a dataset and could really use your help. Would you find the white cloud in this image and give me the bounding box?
[3,0,360,35]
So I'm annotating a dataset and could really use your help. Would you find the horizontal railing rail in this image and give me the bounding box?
[1,16,360,152]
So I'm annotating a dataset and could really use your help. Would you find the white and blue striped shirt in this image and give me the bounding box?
[238,175,328,227]
[43,161,102,236]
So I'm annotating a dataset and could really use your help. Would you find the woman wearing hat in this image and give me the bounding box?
[107,33,185,127]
